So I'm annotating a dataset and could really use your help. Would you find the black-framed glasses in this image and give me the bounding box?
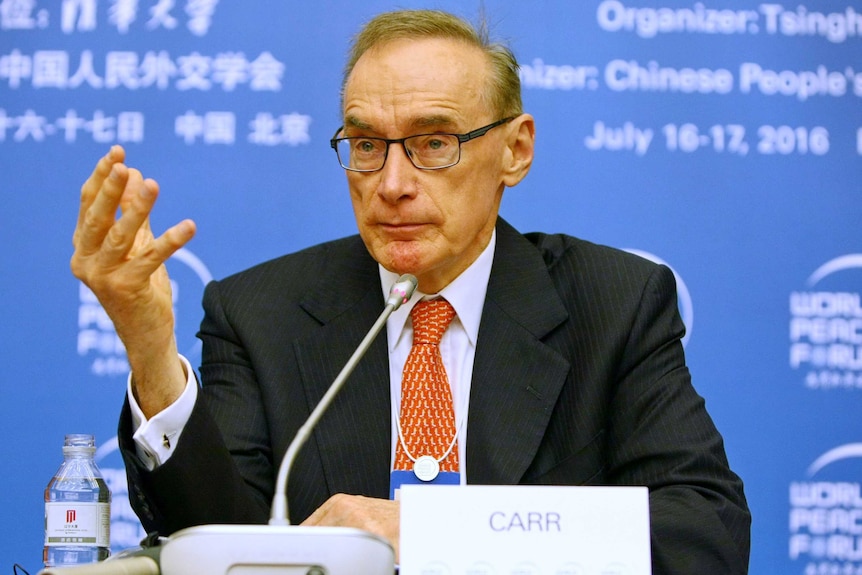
[330,116,516,172]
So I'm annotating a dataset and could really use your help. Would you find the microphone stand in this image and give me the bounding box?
[156,274,418,575]
[271,273,417,525]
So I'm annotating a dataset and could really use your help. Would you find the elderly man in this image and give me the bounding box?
[71,9,750,573]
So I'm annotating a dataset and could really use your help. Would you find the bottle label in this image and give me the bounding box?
[44,502,110,547]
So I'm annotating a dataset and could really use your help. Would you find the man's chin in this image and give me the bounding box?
[373,242,428,274]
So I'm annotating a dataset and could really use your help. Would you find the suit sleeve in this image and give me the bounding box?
[118,278,272,536]
[606,264,751,574]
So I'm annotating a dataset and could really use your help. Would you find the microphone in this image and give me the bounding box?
[155,274,419,575]
[385,274,419,308]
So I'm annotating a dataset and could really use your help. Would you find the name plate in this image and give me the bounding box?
[400,485,651,575]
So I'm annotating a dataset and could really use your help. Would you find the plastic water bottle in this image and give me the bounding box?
[43,434,111,567]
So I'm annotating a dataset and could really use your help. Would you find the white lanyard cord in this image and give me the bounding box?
[395,402,466,464]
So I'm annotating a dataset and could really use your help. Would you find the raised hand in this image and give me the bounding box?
[71,145,197,417]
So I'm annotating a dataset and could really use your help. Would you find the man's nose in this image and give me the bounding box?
[376,142,417,202]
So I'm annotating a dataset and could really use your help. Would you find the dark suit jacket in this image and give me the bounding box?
[120,218,750,574]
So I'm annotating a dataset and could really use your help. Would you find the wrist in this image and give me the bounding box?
[128,336,188,418]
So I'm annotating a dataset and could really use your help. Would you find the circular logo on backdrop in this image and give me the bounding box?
[623,249,694,348]
[788,253,862,390]
[807,443,862,477]
[76,247,213,378]
[788,443,862,572]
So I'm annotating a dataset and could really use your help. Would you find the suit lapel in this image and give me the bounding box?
[467,219,571,484]
[291,238,392,499]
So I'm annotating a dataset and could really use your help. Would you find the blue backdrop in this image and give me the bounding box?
[1,1,861,573]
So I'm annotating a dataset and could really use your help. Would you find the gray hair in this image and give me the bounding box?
[341,9,523,119]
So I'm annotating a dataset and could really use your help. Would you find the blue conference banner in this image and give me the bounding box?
[1,1,860,573]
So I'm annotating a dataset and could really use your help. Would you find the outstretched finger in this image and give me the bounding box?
[75,145,125,244]
[98,169,159,263]
[75,162,135,256]
[124,219,198,282]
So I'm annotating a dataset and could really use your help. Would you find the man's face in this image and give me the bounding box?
[342,37,514,293]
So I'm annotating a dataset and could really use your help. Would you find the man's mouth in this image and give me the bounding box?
[379,222,427,237]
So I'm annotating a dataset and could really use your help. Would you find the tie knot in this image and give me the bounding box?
[411,298,456,345]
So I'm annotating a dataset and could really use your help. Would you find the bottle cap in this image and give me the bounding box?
[62,433,96,454]
[63,434,95,447]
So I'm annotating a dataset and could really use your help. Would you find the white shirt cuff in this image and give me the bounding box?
[128,354,198,471]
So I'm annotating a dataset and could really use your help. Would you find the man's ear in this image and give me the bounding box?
[501,114,535,188]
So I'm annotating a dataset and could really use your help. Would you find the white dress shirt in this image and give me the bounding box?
[130,231,496,478]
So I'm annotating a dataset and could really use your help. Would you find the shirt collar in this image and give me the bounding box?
[380,229,496,350]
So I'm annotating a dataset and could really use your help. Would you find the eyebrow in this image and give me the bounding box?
[344,116,372,130]
[343,114,459,134]
[413,115,457,129]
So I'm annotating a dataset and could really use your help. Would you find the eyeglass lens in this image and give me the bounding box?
[335,133,461,171]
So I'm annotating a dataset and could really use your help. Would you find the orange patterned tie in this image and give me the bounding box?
[394,298,459,479]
